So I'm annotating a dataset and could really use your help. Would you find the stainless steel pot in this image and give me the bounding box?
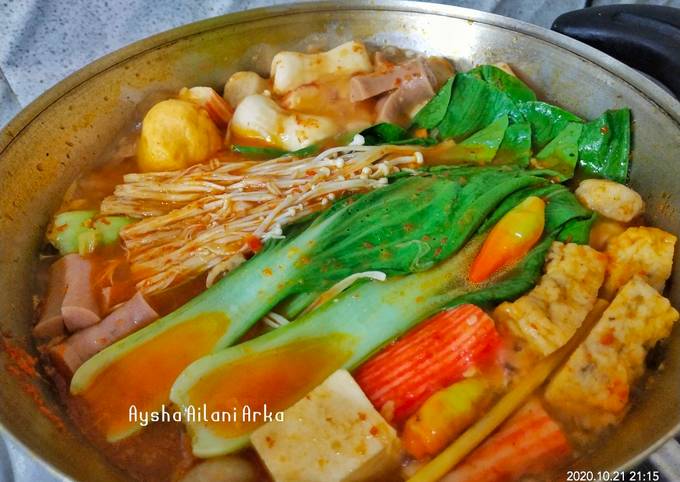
[1,2,679,480]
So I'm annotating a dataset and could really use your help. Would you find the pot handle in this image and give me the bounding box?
[551,5,680,98]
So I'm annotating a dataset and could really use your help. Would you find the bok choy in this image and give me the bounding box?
[169,168,593,456]
[367,64,631,182]
[70,166,552,442]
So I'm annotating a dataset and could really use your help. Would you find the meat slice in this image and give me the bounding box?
[545,276,679,437]
[427,56,456,86]
[375,76,438,127]
[350,57,437,102]
[60,254,101,331]
[33,258,68,339]
[602,226,676,299]
[33,254,101,338]
[494,242,607,356]
[100,279,137,314]
[50,292,158,374]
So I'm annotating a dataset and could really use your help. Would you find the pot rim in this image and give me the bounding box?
[1,1,679,479]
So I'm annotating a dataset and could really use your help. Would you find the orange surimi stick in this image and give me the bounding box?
[354,304,501,423]
[440,399,572,482]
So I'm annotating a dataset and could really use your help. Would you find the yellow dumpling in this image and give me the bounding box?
[137,99,222,172]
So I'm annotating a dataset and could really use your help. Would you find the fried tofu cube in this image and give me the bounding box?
[494,242,607,356]
[545,276,679,436]
[602,226,676,299]
[575,179,644,222]
[251,369,401,482]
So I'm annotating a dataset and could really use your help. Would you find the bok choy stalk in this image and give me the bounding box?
[169,178,592,456]
[70,166,550,442]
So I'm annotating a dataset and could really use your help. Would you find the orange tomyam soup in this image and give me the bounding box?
[33,40,677,482]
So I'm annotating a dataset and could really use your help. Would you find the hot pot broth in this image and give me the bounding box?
[33,40,678,482]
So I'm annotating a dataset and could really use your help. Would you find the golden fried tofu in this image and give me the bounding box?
[494,242,607,356]
[602,226,676,299]
[588,217,627,251]
[575,179,644,222]
[545,276,679,436]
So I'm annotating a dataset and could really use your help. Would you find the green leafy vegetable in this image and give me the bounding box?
[47,211,132,255]
[412,77,455,129]
[77,229,99,256]
[577,108,631,183]
[94,216,133,245]
[402,65,631,181]
[390,137,438,146]
[429,116,509,164]
[360,123,407,144]
[231,144,319,159]
[494,122,532,166]
[517,101,582,151]
[436,73,519,141]
[70,167,554,442]
[541,184,592,233]
[360,123,437,146]
[359,66,630,183]
[534,122,584,177]
[169,168,590,455]
[168,236,528,455]
[557,213,597,244]
[47,210,97,255]
[469,65,537,103]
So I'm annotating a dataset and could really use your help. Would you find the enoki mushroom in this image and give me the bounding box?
[101,145,423,294]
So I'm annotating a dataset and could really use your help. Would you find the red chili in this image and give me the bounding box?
[246,235,263,253]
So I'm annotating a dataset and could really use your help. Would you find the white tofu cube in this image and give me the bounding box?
[251,369,401,482]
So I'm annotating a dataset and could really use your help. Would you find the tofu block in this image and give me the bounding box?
[545,276,679,436]
[494,242,607,356]
[602,226,676,299]
[251,369,401,482]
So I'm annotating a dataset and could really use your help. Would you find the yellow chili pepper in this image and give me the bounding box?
[402,378,492,460]
[469,196,545,283]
